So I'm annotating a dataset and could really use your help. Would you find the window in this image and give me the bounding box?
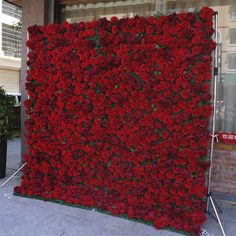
[2,0,22,20]
[230,6,236,20]
[2,23,21,58]
[228,53,236,70]
[229,28,236,45]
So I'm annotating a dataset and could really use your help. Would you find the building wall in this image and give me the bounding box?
[212,147,236,195]
[0,0,21,93]
[215,5,236,74]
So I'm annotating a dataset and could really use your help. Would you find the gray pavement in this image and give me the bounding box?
[0,139,236,236]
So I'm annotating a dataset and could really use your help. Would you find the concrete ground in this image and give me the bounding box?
[0,139,236,236]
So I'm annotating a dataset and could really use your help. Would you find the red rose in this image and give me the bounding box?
[199,7,215,21]
[153,215,169,229]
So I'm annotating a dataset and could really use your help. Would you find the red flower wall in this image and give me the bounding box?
[15,7,216,235]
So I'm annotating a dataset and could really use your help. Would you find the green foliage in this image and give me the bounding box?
[154,11,163,19]
[0,86,15,141]
[11,19,22,30]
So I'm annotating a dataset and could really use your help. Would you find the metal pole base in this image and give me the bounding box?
[0,162,27,188]
[205,193,226,236]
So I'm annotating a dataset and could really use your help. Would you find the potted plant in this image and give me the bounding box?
[0,86,15,179]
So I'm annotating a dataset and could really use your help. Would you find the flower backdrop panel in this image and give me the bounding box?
[15,7,216,235]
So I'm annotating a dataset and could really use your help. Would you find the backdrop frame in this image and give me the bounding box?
[205,11,226,236]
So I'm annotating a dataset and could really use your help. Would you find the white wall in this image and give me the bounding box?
[0,0,21,93]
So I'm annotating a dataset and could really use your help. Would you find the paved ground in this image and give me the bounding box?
[0,139,236,236]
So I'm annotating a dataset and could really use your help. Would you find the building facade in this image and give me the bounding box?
[8,0,236,196]
[0,0,21,93]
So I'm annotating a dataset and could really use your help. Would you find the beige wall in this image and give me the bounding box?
[0,68,20,93]
[0,56,20,93]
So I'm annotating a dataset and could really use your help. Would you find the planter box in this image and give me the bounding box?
[0,139,7,179]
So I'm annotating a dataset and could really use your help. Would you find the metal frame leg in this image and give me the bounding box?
[0,162,27,187]
[207,193,226,236]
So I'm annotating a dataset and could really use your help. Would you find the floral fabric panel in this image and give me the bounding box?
[15,7,216,235]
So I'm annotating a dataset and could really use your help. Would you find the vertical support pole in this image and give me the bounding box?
[206,12,218,213]
[205,12,227,236]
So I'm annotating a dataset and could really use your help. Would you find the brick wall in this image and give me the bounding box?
[212,148,236,195]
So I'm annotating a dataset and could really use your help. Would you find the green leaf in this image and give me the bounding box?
[57,88,62,94]
[154,11,163,19]
[107,160,112,167]
[104,187,108,193]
